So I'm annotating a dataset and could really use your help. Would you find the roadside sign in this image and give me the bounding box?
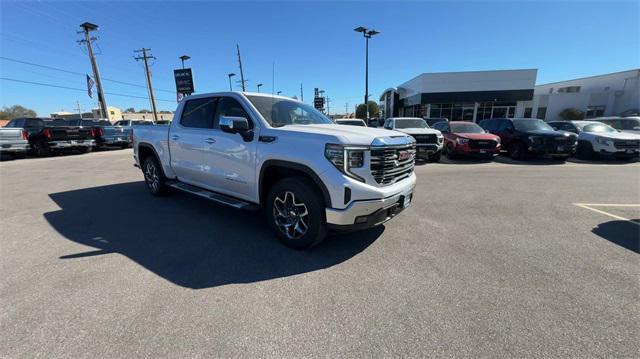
[314,97,324,110]
[174,68,194,94]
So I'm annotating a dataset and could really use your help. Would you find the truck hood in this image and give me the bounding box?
[274,124,412,145]
[526,130,575,138]
[454,132,500,140]
[581,131,640,140]
[394,128,442,136]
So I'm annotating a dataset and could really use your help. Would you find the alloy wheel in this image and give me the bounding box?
[144,161,160,192]
[273,191,309,240]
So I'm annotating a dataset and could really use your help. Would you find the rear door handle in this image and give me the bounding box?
[171,135,179,140]
[205,138,216,144]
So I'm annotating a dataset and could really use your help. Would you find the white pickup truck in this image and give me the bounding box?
[133,92,417,248]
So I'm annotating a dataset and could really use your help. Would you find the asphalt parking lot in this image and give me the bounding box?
[1,150,638,357]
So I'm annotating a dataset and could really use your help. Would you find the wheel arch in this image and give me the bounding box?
[259,160,332,208]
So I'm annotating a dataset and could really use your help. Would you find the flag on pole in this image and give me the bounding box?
[86,75,94,98]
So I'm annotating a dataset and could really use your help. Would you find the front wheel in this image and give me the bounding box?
[510,142,525,160]
[266,177,327,249]
[32,141,50,157]
[428,151,441,162]
[142,156,168,196]
[576,141,594,160]
[445,143,457,160]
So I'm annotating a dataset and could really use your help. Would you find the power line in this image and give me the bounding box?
[0,77,175,102]
[0,56,175,93]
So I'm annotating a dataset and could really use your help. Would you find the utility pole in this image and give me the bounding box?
[300,83,304,102]
[76,101,82,119]
[78,22,108,119]
[134,48,158,122]
[236,44,246,91]
[345,102,348,116]
[326,96,330,116]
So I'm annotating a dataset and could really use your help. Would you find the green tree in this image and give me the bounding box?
[0,105,37,120]
[355,101,380,119]
[139,109,151,113]
[558,108,584,121]
[124,107,135,113]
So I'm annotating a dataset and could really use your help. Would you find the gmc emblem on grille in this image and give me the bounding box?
[398,150,411,161]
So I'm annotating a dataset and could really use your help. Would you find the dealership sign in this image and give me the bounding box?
[174,68,194,94]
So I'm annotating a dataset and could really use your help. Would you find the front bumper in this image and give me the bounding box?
[0,143,30,153]
[528,142,576,156]
[453,143,501,157]
[325,179,415,229]
[415,143,442,156]
[98,137,132,146]
[49,140,95,149]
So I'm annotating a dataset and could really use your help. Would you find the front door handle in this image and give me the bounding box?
[205,138,216,144]
[171,135,179,140]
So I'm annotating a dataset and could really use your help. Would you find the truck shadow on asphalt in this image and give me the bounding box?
[44,181,382,289]
[591,220,640,254]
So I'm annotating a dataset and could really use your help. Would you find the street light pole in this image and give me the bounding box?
[257,83,263,93]
[354,26,380,120]
[179,55,190,69]
[227,73,236,91]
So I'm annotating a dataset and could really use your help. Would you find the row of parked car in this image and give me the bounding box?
[0,118,156,159]
[334,116,640,162]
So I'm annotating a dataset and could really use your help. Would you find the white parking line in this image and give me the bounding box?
[573,203,640,225]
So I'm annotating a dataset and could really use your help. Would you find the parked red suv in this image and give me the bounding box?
[432,121,501,159]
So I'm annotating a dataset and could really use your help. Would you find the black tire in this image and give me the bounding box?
[445,143,457,160]
[142,156,168,196]
[32,141,50,157]
[429,151,442,162]
[509,142,525,160]
[78,147,92,154]
[266,177,328,249]
[576,141,594,160]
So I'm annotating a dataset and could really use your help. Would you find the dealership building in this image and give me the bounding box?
[380,68,640,122]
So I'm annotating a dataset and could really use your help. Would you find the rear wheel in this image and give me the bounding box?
[142,156,168,196]
[266,177,327,249]
[32,141,50,157]
[577,141,594,160]
[78,147,92,154]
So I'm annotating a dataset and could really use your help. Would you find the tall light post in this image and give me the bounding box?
[277,91,282,95]
[227,73,236,91]
[179,55,190,69]
[257,83,263,93]
[354,26,380,120]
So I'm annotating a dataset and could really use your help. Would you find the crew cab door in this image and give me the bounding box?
[169,97,218,186]
[200,96,258,202]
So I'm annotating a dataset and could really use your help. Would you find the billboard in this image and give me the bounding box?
[174,68,195,94]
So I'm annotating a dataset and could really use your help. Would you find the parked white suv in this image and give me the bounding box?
[549,120,640,159]
[383,117,444,161]
[133,92,417,248]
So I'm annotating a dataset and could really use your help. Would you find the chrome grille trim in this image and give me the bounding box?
[370,143,416,185]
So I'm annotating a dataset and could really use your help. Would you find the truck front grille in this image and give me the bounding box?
[614,140,640,149]
[412,134,437,144]
[469,139,498,149]
[370,144,416,185]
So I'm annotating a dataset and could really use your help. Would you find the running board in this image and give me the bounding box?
[166,181,257,210]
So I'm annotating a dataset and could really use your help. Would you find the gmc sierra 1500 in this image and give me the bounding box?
[133,92,416,248]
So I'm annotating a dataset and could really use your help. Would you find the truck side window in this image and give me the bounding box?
[180,97,217,129]
[215,97,252,129]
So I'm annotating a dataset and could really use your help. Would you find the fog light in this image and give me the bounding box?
[355,216,368,224]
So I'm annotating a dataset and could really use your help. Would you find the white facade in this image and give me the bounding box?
[532,69,640,121]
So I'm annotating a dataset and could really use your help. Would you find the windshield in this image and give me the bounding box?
[620,119,640,130]
[395,118,428,129]
[513,119,554,132]
[582,123,616,133]
[336,120,365,126]
[246,95,333,126]
[450,122,484,133]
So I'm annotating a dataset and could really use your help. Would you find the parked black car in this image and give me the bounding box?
[5,117,94,156]
[424,117,448,127]
[479,118,577,160]
[59,119,131,149]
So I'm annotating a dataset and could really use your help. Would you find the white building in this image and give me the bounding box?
[532,69,639,121]
[381,68,639,123]
[380,69,538,123]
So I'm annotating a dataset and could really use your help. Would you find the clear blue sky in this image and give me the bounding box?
[1,0,638,116]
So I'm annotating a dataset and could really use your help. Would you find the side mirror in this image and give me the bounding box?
[220,116,249,133]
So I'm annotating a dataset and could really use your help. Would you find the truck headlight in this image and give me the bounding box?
[456,137,469,145]
[325,144,366,182]
[437,135,444,144]
[595,136,613,146]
